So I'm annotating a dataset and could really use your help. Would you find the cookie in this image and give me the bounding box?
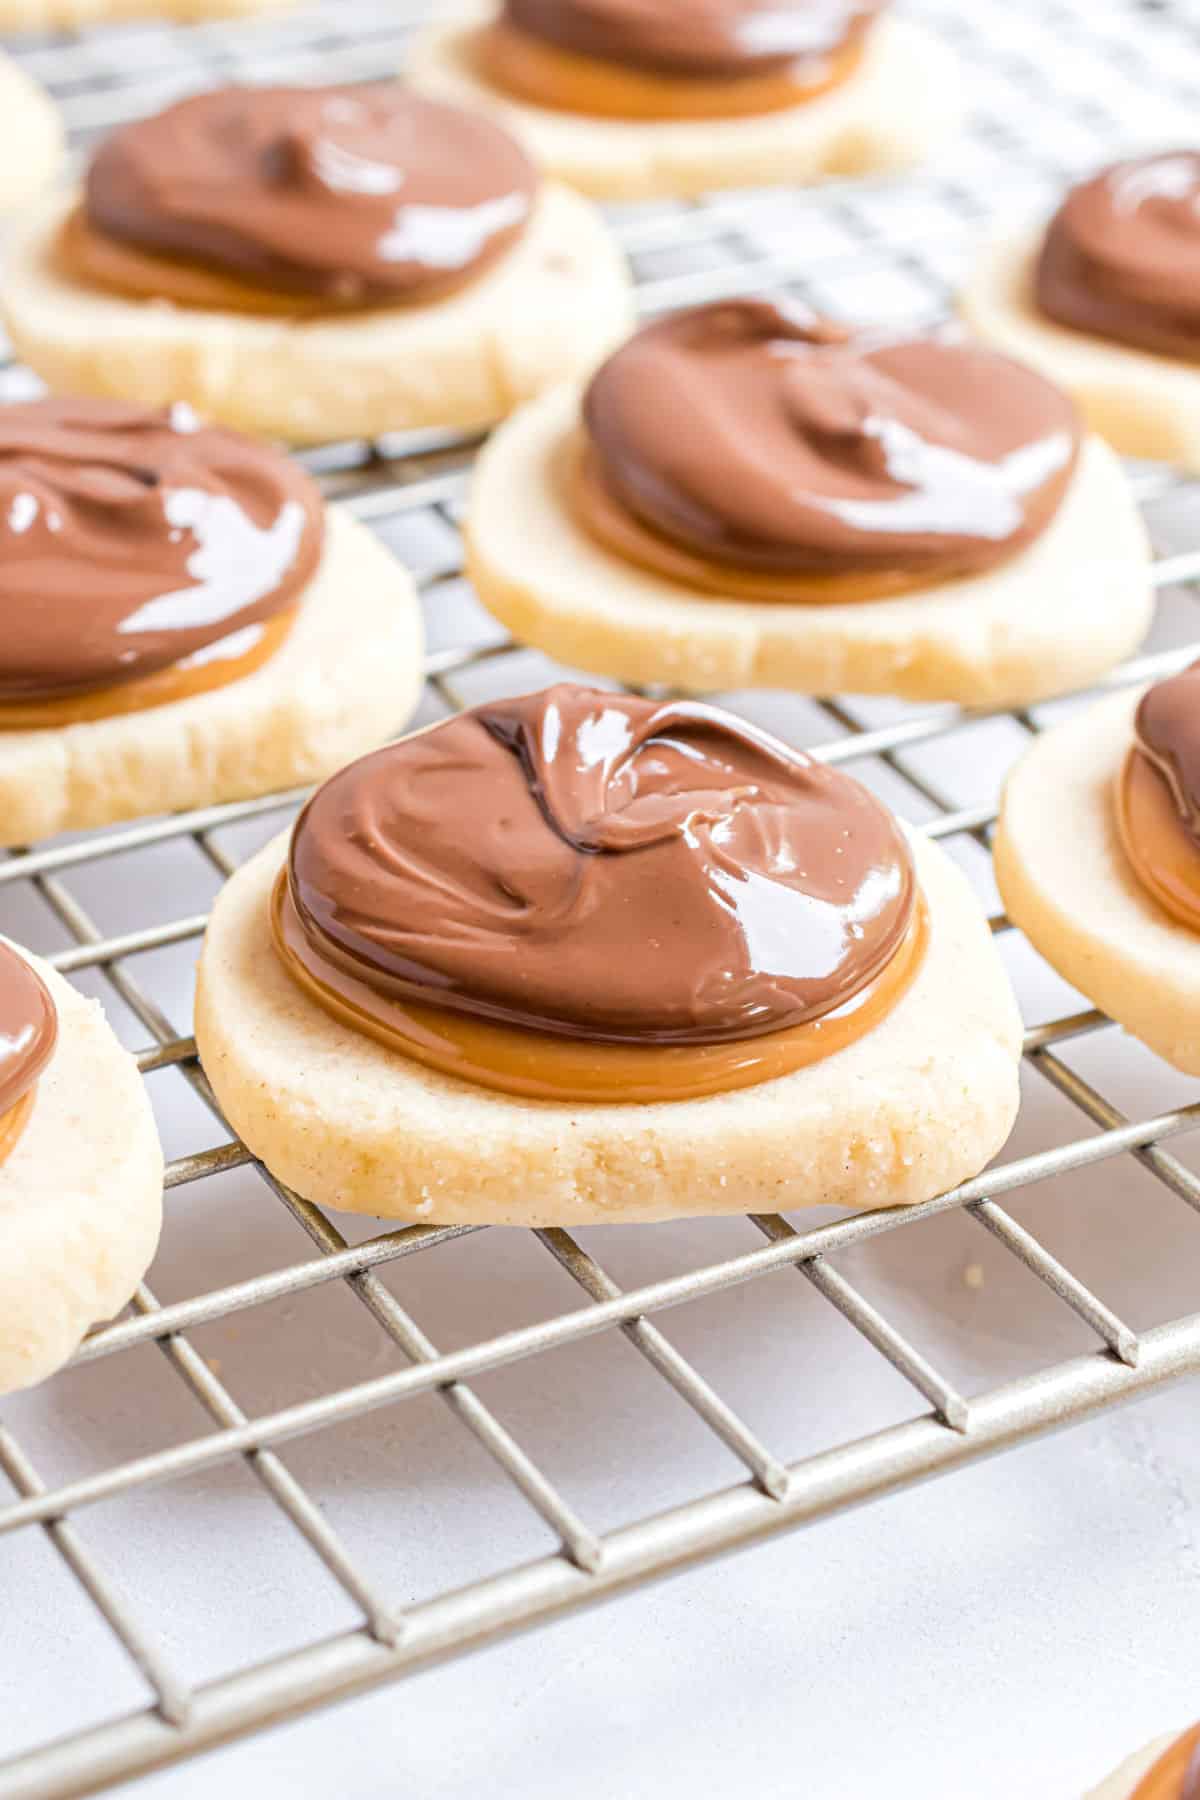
[0,504,423,845]
[0,50,61,213]
[0,396,422,842]
[961,228,1200,470]
[195,689,1021,1228]
[465,379,1152,705]
[407,5,962,200]
[2,85,633,443]
[0,945,162,1396]
[962,152,1200,471]
[994,685,1200,1075]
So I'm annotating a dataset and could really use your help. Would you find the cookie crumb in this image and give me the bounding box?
[963,1262,984,1291]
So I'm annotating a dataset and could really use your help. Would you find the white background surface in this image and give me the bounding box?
[5,1,1200,1796]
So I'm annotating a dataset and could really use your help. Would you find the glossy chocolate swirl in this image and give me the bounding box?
[85,85,538,305]
[0,397,323,703]
[1035,153,1200,360]
[284,684,916,1046]
[0,943,56,1119]
[504,0,885,77]
[582,300,1081,580]
[1135,661,1200,847]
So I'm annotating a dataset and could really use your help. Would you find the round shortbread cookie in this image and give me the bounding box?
[0,52,61,213]
[0,507,424,845]
[0,947,162,1395]
[464,385,1153,704]
[961,228,1200,471]
[194,826,1022,1227]
[0,0,288,23]
[1084,1734,1179,1800]
[994,686,1200,1075]
[406,8,962,200]
[1,185,634,443]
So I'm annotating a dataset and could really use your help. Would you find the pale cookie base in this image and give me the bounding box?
[1084,1734,1178,1799]
[194,827,1022,1227]
[0,947,162,1395]
[0,52,61,214]
[406,9,962,200]
[994,686,1200,1075]
[0,508,423,846]
[0,0,288,23]
[961,229,1200,471]
[1,186,634,443]
[465,386,1153,704]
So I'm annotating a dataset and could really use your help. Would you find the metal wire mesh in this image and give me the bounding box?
[3,1,1200,1794]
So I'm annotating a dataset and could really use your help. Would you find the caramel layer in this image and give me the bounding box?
[0,1090,37,1171]
[567,438,965,603]
[0,610,297,731]
[1116,746,1200,932]
[58,208,378,319]
[1130,1724,1200,1800]
[272,869,928,1103]
[472,19,864,121]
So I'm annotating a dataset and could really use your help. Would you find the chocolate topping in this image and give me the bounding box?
[86,85,538,305]
[1135,661,1200,847]
[583,300,1081,579]
[0,397,323,703]
[284,684,916,1046]
[1035,153,1200,360]
[503,0,884,78]
[0,943,56,1119]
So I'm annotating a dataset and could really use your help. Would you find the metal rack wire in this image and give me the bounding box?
[3,1,1200,1794]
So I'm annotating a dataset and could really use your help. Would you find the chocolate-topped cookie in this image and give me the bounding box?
[998,665,1200,1078]
[467,301,1151,705]
[196,685,1021,1224]
[0,395,423,844]
[3,82,633,443]
[963,151,1200,472]
[0,938,162,1397]
[407,0,961,201]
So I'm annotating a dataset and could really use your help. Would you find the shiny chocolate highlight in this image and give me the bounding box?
[85,85,538,307]
[1035,152,1200,360]
[280,684,917,1049]
[0,397,323,704]
[580,300,1080,588]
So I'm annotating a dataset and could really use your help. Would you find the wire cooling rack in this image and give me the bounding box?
[4,1,1200,1795]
